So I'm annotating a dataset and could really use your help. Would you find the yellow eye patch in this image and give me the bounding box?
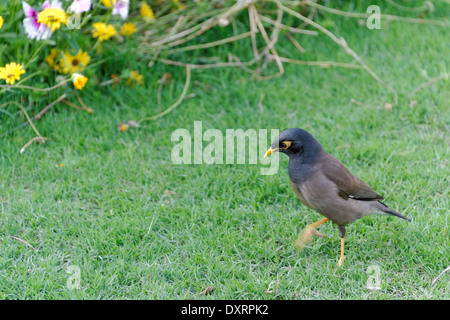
[282,141,292,149]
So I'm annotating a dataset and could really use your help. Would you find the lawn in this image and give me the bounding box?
[0,2,449,299]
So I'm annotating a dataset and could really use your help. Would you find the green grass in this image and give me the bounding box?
[1,4,449,299]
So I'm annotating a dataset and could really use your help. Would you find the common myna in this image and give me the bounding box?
[265,128,409,266]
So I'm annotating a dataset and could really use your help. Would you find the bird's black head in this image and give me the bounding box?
[265,128,323,161]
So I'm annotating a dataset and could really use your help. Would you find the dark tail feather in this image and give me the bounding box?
[377,201,410,222]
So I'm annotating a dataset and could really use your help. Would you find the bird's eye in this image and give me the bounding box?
[281,141,292,149]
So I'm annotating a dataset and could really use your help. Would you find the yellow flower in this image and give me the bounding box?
[59,49,91,74]
[141,1,155,19]
[45,49,60,68]
[101,0,115,8]
[72,73,88,90]
[0,62,26,85]
[120,22,137,36]
[92,22,117,42]
[0,16,4,30]
[37,8,67,32]
[127,71,143,86]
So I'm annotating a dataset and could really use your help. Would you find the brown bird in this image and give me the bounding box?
[265,128,409,266]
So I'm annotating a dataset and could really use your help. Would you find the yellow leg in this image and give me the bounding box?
[310,218,329,231]
[295,218,329,249]
[337,237,345,267]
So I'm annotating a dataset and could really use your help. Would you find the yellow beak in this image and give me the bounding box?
[264,147,277,157]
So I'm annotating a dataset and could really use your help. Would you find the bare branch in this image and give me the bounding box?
[139,66,192,122]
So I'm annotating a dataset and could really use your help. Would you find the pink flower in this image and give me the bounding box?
[22,1,62,40]
[22,1,51,40]
[69,0,91,14]
[112,0,129,20]
[43,0,63,10]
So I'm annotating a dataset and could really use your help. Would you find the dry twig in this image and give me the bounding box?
[35,93,67,120]
[20,136,48,154]
[432,266,450,285]
[280,4,398,106]
[167,30,258,55]
[11,236,38,252]
[276,56,362,69]
[410,73,449,97]
[285,31,306,53]
[138,66,191,122]
[0,94,66,138]
[303,1,448,26]
[259,15,318,35]
[0,79,71,92]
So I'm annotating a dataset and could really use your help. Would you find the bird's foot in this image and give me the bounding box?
[295,225,326,249]
[337,236,345,267]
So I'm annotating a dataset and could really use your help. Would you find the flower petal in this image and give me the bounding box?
[69,0,91,14]
[112,0,129,20]
[49,0,64,10]
[36,24,53,40]
[22,1,37,18]
[23,17,40,39]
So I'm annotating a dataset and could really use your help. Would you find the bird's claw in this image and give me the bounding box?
[311,229,326,238]
[295,225,326,249]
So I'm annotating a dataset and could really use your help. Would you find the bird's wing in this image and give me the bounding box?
[319,152,384,201]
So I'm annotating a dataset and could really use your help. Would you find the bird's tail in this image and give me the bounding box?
[376,201,410,222]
